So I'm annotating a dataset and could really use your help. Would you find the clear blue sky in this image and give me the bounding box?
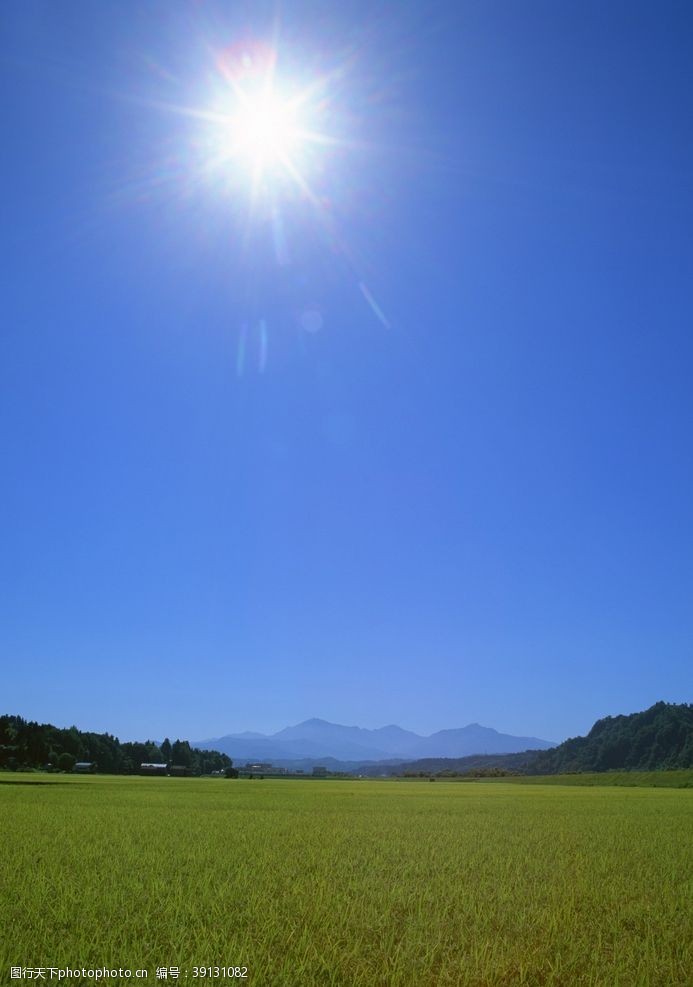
[2,1,692,744]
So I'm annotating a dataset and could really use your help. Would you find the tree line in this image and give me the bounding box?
[0,715,233,775]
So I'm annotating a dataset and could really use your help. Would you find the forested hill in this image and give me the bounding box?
[391,703,693,777]
[0,715,232,775]
[528,702,693,774]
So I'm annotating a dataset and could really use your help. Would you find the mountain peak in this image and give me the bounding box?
[194,717,556,764]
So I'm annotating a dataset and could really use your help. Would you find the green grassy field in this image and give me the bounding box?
[2,775,691,986]
[489,769,693,788]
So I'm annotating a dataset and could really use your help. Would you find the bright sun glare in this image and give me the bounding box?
[227,91,300,168]
[196,42,325,197]
[162,37,391,367]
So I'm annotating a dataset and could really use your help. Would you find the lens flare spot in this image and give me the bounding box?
[299,308,323,333]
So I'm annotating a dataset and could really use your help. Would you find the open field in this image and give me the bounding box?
[488,769,693,788]
[2,775,692,986]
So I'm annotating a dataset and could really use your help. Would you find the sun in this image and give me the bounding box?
[190,41,338,203]
[196,43,318,191]
[210,84,309,194]
[228,90,300,169]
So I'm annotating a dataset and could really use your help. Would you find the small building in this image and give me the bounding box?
[245,762,273,773]
[74,762,97,774]
[312,766,328,777]
[140,763,168,776]
[169,764,192,777]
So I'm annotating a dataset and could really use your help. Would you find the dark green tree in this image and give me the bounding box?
[171,739,193,768]
[57,752,76,773]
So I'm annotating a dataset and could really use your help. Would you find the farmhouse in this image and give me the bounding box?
[140,763,168,776]
[73,762,97,773]
[168,764,192,777]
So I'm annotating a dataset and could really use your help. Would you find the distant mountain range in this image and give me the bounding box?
[193,718,556,764]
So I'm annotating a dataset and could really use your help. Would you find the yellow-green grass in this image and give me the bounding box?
[486,769,693,788]
[2,775,692,985]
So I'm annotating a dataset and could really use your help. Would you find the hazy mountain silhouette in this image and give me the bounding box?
[194,718,555,763]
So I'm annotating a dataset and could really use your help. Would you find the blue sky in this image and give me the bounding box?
[2,1,692,744]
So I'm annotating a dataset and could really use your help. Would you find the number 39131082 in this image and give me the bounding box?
[191,967,248,979]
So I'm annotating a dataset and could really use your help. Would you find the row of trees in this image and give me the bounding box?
[0,715,233,775]
[403,766,517,778]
